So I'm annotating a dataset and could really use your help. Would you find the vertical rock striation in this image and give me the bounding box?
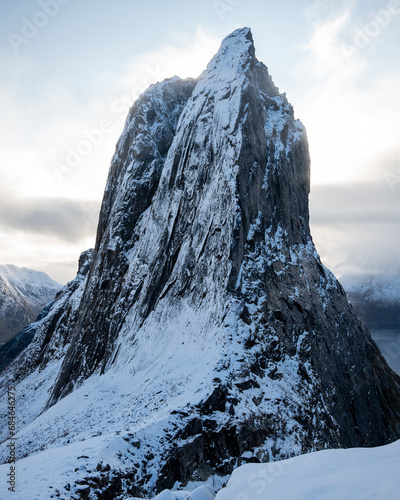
[1,28,400,498]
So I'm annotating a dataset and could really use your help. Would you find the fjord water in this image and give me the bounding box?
[371,328,400,375]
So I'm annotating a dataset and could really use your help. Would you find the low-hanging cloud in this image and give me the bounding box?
[310,181,400,225]
[310,179,400,277]
[0,28,220,282]
[301,1,400,278]
[0,191,100,243]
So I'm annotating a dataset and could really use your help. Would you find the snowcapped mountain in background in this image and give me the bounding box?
[341,271,400,329]
[344,272,400,304]
[1,28,400,499]
[0,256,89,373]
[0,264,61,346]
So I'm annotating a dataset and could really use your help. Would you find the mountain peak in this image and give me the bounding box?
[203,27,256,79]
[1,29,400,499]
[218,26,255,58]
[227,26,252,38]
[0,265,61,348]
[197,26,279,105]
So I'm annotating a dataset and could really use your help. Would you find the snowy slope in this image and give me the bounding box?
[0,28,400,499]
[214,439,400,500]
[341,272,400,305]
[0,264,61,345]
[1,437,398,499]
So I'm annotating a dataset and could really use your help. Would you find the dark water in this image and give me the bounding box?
[370,329,400,375]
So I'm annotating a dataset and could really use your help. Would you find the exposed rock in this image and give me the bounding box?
[0,27,400,499]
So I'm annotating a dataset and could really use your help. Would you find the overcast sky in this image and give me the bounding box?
[0,0,399,283]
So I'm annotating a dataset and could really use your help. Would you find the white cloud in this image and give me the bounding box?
[301,1,400,278]
[296,1,400,185]
[310,180,400,275]
[13,27,220,201]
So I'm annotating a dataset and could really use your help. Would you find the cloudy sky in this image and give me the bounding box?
[0,0,399,283]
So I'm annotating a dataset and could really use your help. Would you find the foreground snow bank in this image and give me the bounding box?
[137,439,400,500]
[131,485,216,499]
[215,439,400,500]
[1,439,399,499]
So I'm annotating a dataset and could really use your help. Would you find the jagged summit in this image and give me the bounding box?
[0,28,400,499]
[202,27,276,94]
[204,27,256,74]
[48,27,289,402]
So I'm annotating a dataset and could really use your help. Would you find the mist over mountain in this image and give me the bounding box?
[339,253,400,330]
[341,271,400,330]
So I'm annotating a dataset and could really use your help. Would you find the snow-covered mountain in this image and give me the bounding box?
[341,271,400,329]
[0,258,87,373]
[0,264,61,346]
[1,28,400,499]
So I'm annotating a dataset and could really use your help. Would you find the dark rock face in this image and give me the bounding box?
[1,27,400,498]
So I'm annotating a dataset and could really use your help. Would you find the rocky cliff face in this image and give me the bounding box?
[1,28,400,499]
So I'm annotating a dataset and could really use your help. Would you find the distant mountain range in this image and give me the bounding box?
[0,264,61,346]
[341,271,400,330]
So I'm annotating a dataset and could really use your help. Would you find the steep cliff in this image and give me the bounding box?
[1,28,399,499]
